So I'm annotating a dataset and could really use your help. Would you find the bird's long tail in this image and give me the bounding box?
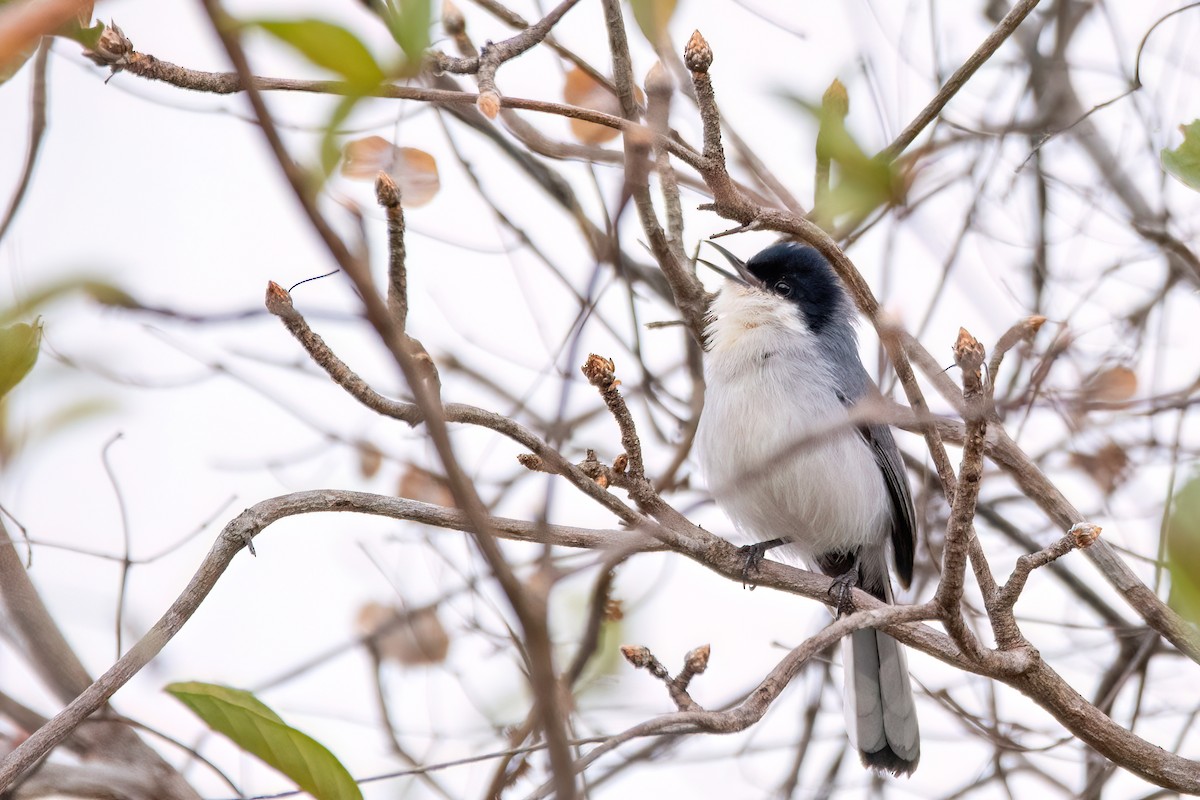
[843,627,919,775]
[841,554,920,775]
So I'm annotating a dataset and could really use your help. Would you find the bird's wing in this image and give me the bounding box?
[819,331,917,588]
[858,421,916,588]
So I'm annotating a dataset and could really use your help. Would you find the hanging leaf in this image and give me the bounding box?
[356,602,450,665]
[320,95,362,178]
[396,464,455,506]
[379,0,432,76]
[1167,473,1200,625]
[1162,120,1200,191]
[166,682,362,800]
[0,0,94,84]
[1081,365,1138,404]
[562,67,635,145]
[341,136,440,206]
[1068,441,1130,496]
[629,0,676,46]
[355,439,383,479]
[251,19,384,88]
[786,90,908,229]
[0,319,42,399]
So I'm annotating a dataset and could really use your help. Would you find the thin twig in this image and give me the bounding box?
[878,0,1042,161]
[0,37,49,245]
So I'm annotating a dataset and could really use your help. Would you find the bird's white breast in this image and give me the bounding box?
[696,286,891,564]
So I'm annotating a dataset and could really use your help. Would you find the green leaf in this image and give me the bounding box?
[1162,120,1200,191]
[380,0,431,76]
[1168,472,1200,625]
[786,91,905,229]
[167,682,362,800]
[0,320,42,399]
[59,19,105,49]
[629,0,677,46]
[320,95,362,179]
[252,19,384,88]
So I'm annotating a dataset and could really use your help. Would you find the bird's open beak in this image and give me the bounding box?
[698,240,757,287]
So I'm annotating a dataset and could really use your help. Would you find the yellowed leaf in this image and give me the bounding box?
[357,602,450,666]
[340,136,440,207]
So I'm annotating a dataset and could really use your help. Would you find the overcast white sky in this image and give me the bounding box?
[2,1,1200,797]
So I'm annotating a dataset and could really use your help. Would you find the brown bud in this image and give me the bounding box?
[375,171,401,208]
[683,30,712,73]
[620,644,652,667]
[1069,522,1102,548]
[953,328,986,372]
[684,644,711,674]
[581,353,616,387]
[477,89,501,119]
[264,281,294,317]
[612,453,628,474]
[83,21,133,68]
[595,473,610,489]
[517,453,548,472]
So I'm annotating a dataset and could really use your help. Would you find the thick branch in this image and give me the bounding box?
[935,329,989,658]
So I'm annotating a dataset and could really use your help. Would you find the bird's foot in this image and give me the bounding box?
[827,565,861,616]
[737,538,786,589]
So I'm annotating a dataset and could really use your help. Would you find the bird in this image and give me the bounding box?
[695,240,920,775]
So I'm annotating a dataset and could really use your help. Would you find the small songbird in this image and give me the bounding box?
[695,240,920,775]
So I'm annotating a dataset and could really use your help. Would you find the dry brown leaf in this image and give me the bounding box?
[1069,441,1130,496]
[340,136,440,207]
[357,602,450,666]
[562,67,642,145]
[397,464,456,507]
[1082,365,1138,403]
[356,439,383,479]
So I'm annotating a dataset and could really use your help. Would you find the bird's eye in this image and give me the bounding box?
[773,280,792,297]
